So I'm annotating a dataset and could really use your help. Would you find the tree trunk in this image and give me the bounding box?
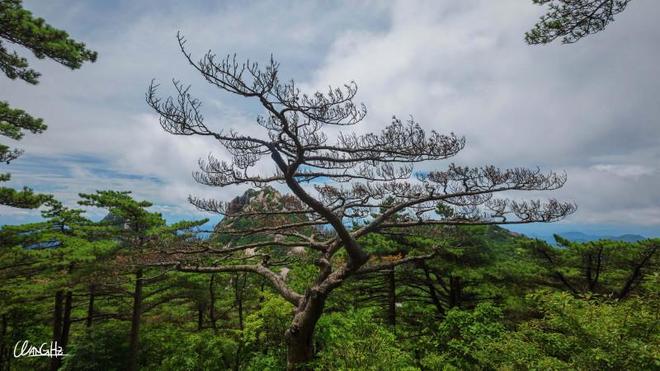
[128,269,143,371]
[86,285,95,328]
[618,245,657,299]
[61,291,73,351]
[237,297,244,331]
[197,303,205,331]
[593,246,604,290]
[50,291,64,371]
[0,314,7,371]
[235,274,244,331]
[234,342,243,371]
[209,274,217,333]
[285,291,326,370]
[585,252,595,291]
[422,265,445,317]
[385,269,396,327]
[448,276,462,308]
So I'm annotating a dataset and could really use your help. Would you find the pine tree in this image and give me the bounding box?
[526,0,632,44]
[147,40,576,369]
[0,199,99,370]
[78,190,206,371]
[0,0,96,208]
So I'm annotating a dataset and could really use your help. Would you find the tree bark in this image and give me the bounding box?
[0,314,7,371]
[235,273,244,330]
[421,265,445,317]
[536,247,579,294]
[86,285,95,328]
[61,291,73,351]
[593,246,604,290]
[618,244,657,299]
[209,274,217,333]
[385,269,396,327]
[448,276,462,308]
[285,291,326,370]
[197,303,205,331]
[128,269,143,371]
[50,290,64,371]
[585,253,594,291]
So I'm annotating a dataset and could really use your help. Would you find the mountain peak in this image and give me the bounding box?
[225,186,279,215]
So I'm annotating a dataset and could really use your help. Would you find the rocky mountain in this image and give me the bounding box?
[212,187,311,258]
[214,186,305,231]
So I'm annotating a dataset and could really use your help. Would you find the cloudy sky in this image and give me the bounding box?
[1,0,659,237]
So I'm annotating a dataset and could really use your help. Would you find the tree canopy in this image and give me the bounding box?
[526,0,632,44]
[0,0,96,208]
[145,34,576,369]
[0,3,657,370]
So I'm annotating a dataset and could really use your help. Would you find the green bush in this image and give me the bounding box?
[483,292,660,370]
[141,326,238,371]
[419,303,505,370]
[242,292,294,370]
[313,308,417,370]
[61,323,130,371]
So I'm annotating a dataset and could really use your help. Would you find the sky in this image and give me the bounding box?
[1,0,659,238]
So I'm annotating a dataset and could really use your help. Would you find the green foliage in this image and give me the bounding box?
[0,0,97,83]
[0,184,51,208]
[61,323,130,371]
[287,261,319,293]
[0,100,46,164]
[419,303,505,370]
[408,293,659,370]
[0,0,96,208]
[142,327,238,371]
[526,0,632,44]
[244,292,293,349]
[314,308,417,370]
[79,191,160,229]
[358,233,404,255]
[529,237,659,298]
[484,291,660,370]
[1,191,657,371]
[239,292,294,369]
[387,225,538,323]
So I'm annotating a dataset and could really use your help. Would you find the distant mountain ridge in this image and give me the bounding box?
[529,231,647,245]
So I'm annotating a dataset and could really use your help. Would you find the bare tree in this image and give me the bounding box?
[146,33,576,370]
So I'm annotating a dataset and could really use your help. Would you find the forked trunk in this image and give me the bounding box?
[285,291,326,370]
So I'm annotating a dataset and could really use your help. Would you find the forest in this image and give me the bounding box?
[1,0,658,370]
[1,189,658,370]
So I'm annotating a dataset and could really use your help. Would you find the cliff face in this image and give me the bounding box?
[214,186,308,234]
[224,188,270,216]
[215,186,301,227]
[212,187,310,259]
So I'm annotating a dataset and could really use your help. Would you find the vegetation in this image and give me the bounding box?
[0,0,96,208]
[526,0,632,44]
[1,199,657,370]
[0,2,656,370]
[144,38,577,369]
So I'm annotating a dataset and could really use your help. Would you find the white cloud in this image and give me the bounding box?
[591,164,655,178]
[2,0,659,234]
